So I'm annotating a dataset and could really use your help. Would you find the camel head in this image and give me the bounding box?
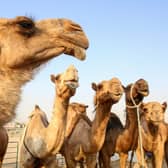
[124,79,149,106]
[69,102,88,115]
[0,16,89,69]
[92,77,123,105]
[51,65,79,99]
[140,101,167,125]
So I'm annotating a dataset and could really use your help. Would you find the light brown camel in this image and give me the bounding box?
[60,77,124,168]
[98,78,149,168]
[0,126,8,167]
[135,101,167,168]
[19,65,79,168]
[0,16,89,125]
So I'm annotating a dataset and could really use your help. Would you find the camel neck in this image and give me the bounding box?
[44,96,70,155]
[141,117,159,138]
[125,107,138,130]
[90,101,112,152]
[121,105,139,150]
[0,68,33,125]
[51,96,69,122]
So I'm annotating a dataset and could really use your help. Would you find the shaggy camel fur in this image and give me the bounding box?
[19,65,79,168]
[0,16,88,125]
[60,77,123,168]
[136,101,167,168]
[98,79,149,168]
[0,127,8,167]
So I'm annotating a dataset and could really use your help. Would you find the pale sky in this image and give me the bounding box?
[1,0,168,123]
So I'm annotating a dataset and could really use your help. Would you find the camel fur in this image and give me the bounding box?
[65,102,89,138]
[136,101,167,168]
[98,79,149,168]
[19,65,79,168]
[60,77,124,168]
[0,126,8,168]
[0,16,89,125]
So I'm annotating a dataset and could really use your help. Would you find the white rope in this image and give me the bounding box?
[129,84,145,167]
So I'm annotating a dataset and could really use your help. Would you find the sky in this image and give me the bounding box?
[1,0,168,123]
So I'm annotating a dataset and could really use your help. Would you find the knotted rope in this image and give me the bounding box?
[126,84,145,168]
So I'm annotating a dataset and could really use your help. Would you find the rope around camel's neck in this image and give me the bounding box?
[126,84,145,167]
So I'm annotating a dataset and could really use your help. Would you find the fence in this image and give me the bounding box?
[2,141,19,168]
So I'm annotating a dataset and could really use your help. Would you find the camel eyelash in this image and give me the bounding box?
[16,18,36,37]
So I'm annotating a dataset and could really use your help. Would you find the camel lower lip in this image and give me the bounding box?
[65,47,86,60]
[74,47,86,60]
[65,81,79,89]
[139,91,148,96]
[114,94,122,97]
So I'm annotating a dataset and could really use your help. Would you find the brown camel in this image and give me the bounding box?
[65,102,89,138]
[164,125,168,167]
[60,77,124,168]
[0,15,89,125]
[135,101,167,168]
[0,126,8,167]
[19,65,79,168]
[98,78,149,168]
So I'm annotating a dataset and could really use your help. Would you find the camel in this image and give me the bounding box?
[135,101,167,168]
[98,78,149,168]
[19,65,79,168]
[65,102,89,138]
[0,15,89,125]
[60,77,124,168]
[0,126,8,167]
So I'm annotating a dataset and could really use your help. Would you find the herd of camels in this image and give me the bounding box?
[0,15,168,168]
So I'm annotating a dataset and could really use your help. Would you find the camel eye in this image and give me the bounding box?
[18,21,34,29]
[98,84,103,90]
[143,108,148,113]
[17,19,35,37]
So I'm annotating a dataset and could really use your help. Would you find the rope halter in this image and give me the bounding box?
[126,83,145,167]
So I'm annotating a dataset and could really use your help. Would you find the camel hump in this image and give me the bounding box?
[35,104,40,110]
[28,105,49,127]
[106,112,123,132]
[80,114,92,126]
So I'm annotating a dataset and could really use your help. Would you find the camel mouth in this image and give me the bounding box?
[112,93,123,102]
[138,89,149,96]
[149,120,163,125]
[60,27,89,61]
[64,46,86,60]
[113,92,123,98]
[65,79,79,89]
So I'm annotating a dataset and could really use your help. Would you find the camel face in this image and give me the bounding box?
[51,65,79,99]
[125,79,149,104]
[0,16,89,68]
[141,101,167,124]
[69,102,88,115]
[134,79,149,96]
[92,77,123,104]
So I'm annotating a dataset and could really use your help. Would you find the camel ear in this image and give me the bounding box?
[92,83,97,91]
[162,102,167,112]
[50,74,60,83]
[140,103,144,109]
[50,74,55,83]
[35,104,40,110]
[122,85,126,92]
[85,105,88,108]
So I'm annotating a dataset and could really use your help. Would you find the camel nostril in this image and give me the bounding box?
[70,23,82,31]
